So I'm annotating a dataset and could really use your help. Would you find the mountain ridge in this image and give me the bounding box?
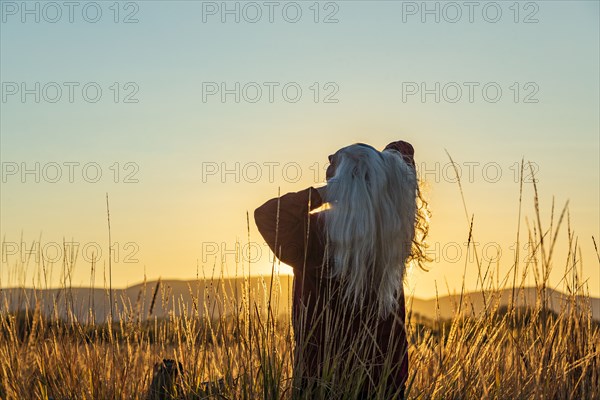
[2,278,598,322]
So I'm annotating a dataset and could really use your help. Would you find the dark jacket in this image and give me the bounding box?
[254,187,408,399]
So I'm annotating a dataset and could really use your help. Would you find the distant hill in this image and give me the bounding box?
[408,286,600,322]
[1,277,598,322]
[0,276,294,323]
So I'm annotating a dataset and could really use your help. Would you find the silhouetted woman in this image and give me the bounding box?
[254,141,429,399]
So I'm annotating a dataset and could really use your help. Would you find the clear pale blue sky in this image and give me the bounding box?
[1,1,599,298]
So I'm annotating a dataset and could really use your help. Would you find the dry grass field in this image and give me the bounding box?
[1,174,599,399]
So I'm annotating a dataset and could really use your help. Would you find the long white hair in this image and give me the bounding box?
[321,143,419,318]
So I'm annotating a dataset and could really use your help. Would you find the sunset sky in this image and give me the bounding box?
[1,1,599,299]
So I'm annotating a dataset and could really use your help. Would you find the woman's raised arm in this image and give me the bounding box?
[254,187,323,268]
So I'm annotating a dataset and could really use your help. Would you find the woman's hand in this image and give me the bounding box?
[384,140,416,168]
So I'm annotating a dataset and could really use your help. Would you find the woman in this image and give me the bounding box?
[254,141,429,399]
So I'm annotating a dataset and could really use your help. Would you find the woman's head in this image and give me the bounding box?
[322,142,428,317]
